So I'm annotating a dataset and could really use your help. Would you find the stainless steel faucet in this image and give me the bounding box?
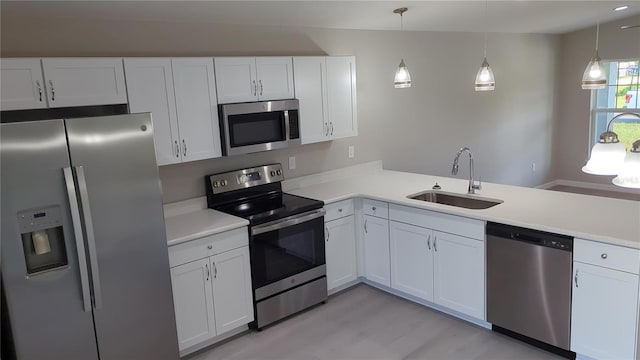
[452,147,482,194]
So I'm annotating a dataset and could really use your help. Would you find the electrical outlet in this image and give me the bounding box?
[289,156,296,170]
[532,162,536,172]
[348,145,355,159]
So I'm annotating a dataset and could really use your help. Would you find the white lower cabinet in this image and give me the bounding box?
[389,221,433,301]
[168,228,253,356]
[363,214,391,287]
[325,215,357,291]
[571,239,640,360]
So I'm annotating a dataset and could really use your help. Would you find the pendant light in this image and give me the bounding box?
[475,0,495,91]
[582,112,637,175]
[613,140,640,188]
[393,7,411,89]
[581,22,607,90]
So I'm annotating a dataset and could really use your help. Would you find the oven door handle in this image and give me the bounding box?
[251,209,326,236]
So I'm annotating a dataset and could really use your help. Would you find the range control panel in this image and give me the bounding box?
[207,164,284,194]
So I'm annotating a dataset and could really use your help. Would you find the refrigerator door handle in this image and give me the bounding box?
[63,167,92,313]
[76,166,103,310]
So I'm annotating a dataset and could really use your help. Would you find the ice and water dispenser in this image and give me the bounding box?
[18,206,68,275]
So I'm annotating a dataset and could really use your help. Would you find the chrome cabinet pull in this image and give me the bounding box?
[330,122,334,136]
[182,139,187,157]
[174,140,179,158]
[427,235,431,251]
[434,236,437,252]
[63,167,92,312]
[49,80,55,101]
[259,80,263,96]
[601,253,608,259]
[207,245,213,250]
[76,166,102,310]
[372,206,376,211]
[36,80,43,102]
[205,263,210,281]
[213,262,217,279]
[325,227,329,242]
[252,80,257,96]
[364,219,368,233]
[574,268,579,288]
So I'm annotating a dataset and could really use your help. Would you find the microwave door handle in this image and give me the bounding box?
[251,209,326,236]
[284,110,291,141]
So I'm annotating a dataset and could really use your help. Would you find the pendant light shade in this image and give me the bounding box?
[613,141,640,188]
[582,22,607,90]
[393,7,411,89]
[475,0,495,92]
[583,112,640,176]
[475,58,495,91]
[394,59,412,88]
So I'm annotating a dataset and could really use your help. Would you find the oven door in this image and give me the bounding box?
[250,209,326,298]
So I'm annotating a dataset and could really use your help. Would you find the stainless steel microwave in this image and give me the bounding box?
[219,99,301,156]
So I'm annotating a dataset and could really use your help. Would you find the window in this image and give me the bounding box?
[590,60,640,152]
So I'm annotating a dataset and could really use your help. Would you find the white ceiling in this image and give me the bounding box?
[2,1,640,34]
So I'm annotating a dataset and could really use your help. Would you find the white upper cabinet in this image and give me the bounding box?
[1,58,48,110]
[293,57,329,144]
[124,58,180,165]
[214,57,293,103]
[326,56,357,140]
[294,56,357,144]
[41,58,127,108]
[125,58,221,165]
[171,58,222,162]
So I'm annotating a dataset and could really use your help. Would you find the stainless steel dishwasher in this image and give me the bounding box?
[486,222,574,356]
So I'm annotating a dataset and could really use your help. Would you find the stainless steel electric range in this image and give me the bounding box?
[206,164,327,329]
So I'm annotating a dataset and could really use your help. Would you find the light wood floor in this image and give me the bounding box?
[188,284,562,360]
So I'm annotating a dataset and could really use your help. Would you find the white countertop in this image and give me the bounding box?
[286,170,640,249]
[164,199,248,246]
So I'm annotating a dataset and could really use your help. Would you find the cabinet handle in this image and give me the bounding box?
[574,268,579,288]
[325,226,329,242]
[252,80,257,96]
[364,219,368,234]
[36,80,43,102]
[207,245,213,250]
[325,123,329,136]
[372,206,376,211]
[330,122,334,136]
[182,139,187,157]
[259,80,263,96]
[174,140,180,158]
[427,235,431,251]
[49,80,55,101]
[205,263,210,281]
[601,253,608,259]
[338,208,343,213]
[213,262,217,279]
[434,236,437,252]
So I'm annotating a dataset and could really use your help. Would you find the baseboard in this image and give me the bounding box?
[180,325,249,358]
[537,179,640,194]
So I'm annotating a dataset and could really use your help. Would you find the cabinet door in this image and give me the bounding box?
[41,58,127,107]
[1,58,48,110]
[211,247,254,335]
[363,215,391,287]
[571,262,639,360]
[433,231,485,320]
[293,57,329,144]
[389,221,434,301]
[213,57,258,103]
[172,58,222,162]
[256,57,294,101]
[170,259,216,351]
[326,56,357,140]
[124,58,181,166]
[325,215,357,291]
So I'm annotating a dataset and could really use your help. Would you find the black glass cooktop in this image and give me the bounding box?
[212,192,323,226]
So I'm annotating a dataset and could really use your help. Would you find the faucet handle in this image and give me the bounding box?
[472,177,482,191]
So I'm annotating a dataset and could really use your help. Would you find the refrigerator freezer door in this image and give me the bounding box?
[1,120,99,360]
[65,113,179,360]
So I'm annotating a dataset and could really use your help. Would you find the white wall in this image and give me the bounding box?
[1,15,560,203]
[553,15,640,184]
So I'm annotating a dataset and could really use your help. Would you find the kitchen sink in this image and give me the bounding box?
[407,190,503,210]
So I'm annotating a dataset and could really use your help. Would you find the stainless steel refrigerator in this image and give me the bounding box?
[1,113,179,359]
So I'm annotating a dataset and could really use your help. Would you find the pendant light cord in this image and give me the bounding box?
[595,21,600,51]
[483,0,488,58]
[400,12,404,32]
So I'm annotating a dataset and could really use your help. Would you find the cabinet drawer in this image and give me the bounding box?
[325,199,354,222]
[389,204,484,240]
[169,227,248,267]
[362,199,388,219]
[574,238,640,274]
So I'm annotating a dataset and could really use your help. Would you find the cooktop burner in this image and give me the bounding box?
[205,164,323,225]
